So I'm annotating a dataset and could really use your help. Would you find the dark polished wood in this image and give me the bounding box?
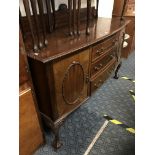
[113,0,125,16]
[19,9,25,40]
[46,0,53,33]
[30,0,43,48]
[27,18,129,149]
[23,0,38,51]
[121,0,127,20]
[19,29,29,85]
[45,0,56,32]
[96,0,99,18]
[77,0,81,35]
[91,34,118,62]
[68,0,73,36]
[20,6,96,39]
[51,0,56,30]
[68,0,81,36]
[86,0,91,34]
[91,58,117,93]
[37,0,48,46]
[91,48,116,77]
[53,50,89,117]
[73,0,76,35]
[27,18,129,62]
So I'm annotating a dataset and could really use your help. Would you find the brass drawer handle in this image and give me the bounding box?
[94,83,99,88]
[110,54,114,58]
[124,34,130,40]
[96,49,104,55]
[101,48,104,51]
[94,63,103,71]
[99,80,103,83]
[99,63,103,67]
[96,50,101,54]
[123,41,128,48]
[94,66,100,71]
[94,79,103,88]
[72,61,78,64]
[96,50,99,55]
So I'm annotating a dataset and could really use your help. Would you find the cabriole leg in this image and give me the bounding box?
[114,61,122,79]
[52,126,62,150]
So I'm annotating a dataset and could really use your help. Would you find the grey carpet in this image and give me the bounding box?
[34,52,135,155]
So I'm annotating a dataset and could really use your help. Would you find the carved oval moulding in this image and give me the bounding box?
[62,61,85,105]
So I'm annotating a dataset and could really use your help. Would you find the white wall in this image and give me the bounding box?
[54,0,96,10]
[98,0,114,18]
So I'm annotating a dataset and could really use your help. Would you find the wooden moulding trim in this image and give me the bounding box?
[19,87,31,96]
[45,62,59,120]
[28,23,130,63]
[54,97,89,126]
[62,61,85,105]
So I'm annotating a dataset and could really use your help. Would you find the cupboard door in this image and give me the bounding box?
[53,49,90,117]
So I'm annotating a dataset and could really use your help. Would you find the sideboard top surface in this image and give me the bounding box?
[27,17,130,63]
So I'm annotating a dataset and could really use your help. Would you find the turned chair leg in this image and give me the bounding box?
[114,61,122,79]
[68,0,73,36]
[86,0,91,35]
[51,0,56,30]
[96,0,99,18]
[77,0,81,35]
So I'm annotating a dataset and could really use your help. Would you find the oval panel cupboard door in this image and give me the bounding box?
[62,61,85,105]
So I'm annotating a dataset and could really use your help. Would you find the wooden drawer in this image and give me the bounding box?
[91,34,118,62]
[90,58,117,94]
[91,48,116,77]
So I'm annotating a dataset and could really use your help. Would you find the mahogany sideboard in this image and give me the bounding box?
[25,17,130,149]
